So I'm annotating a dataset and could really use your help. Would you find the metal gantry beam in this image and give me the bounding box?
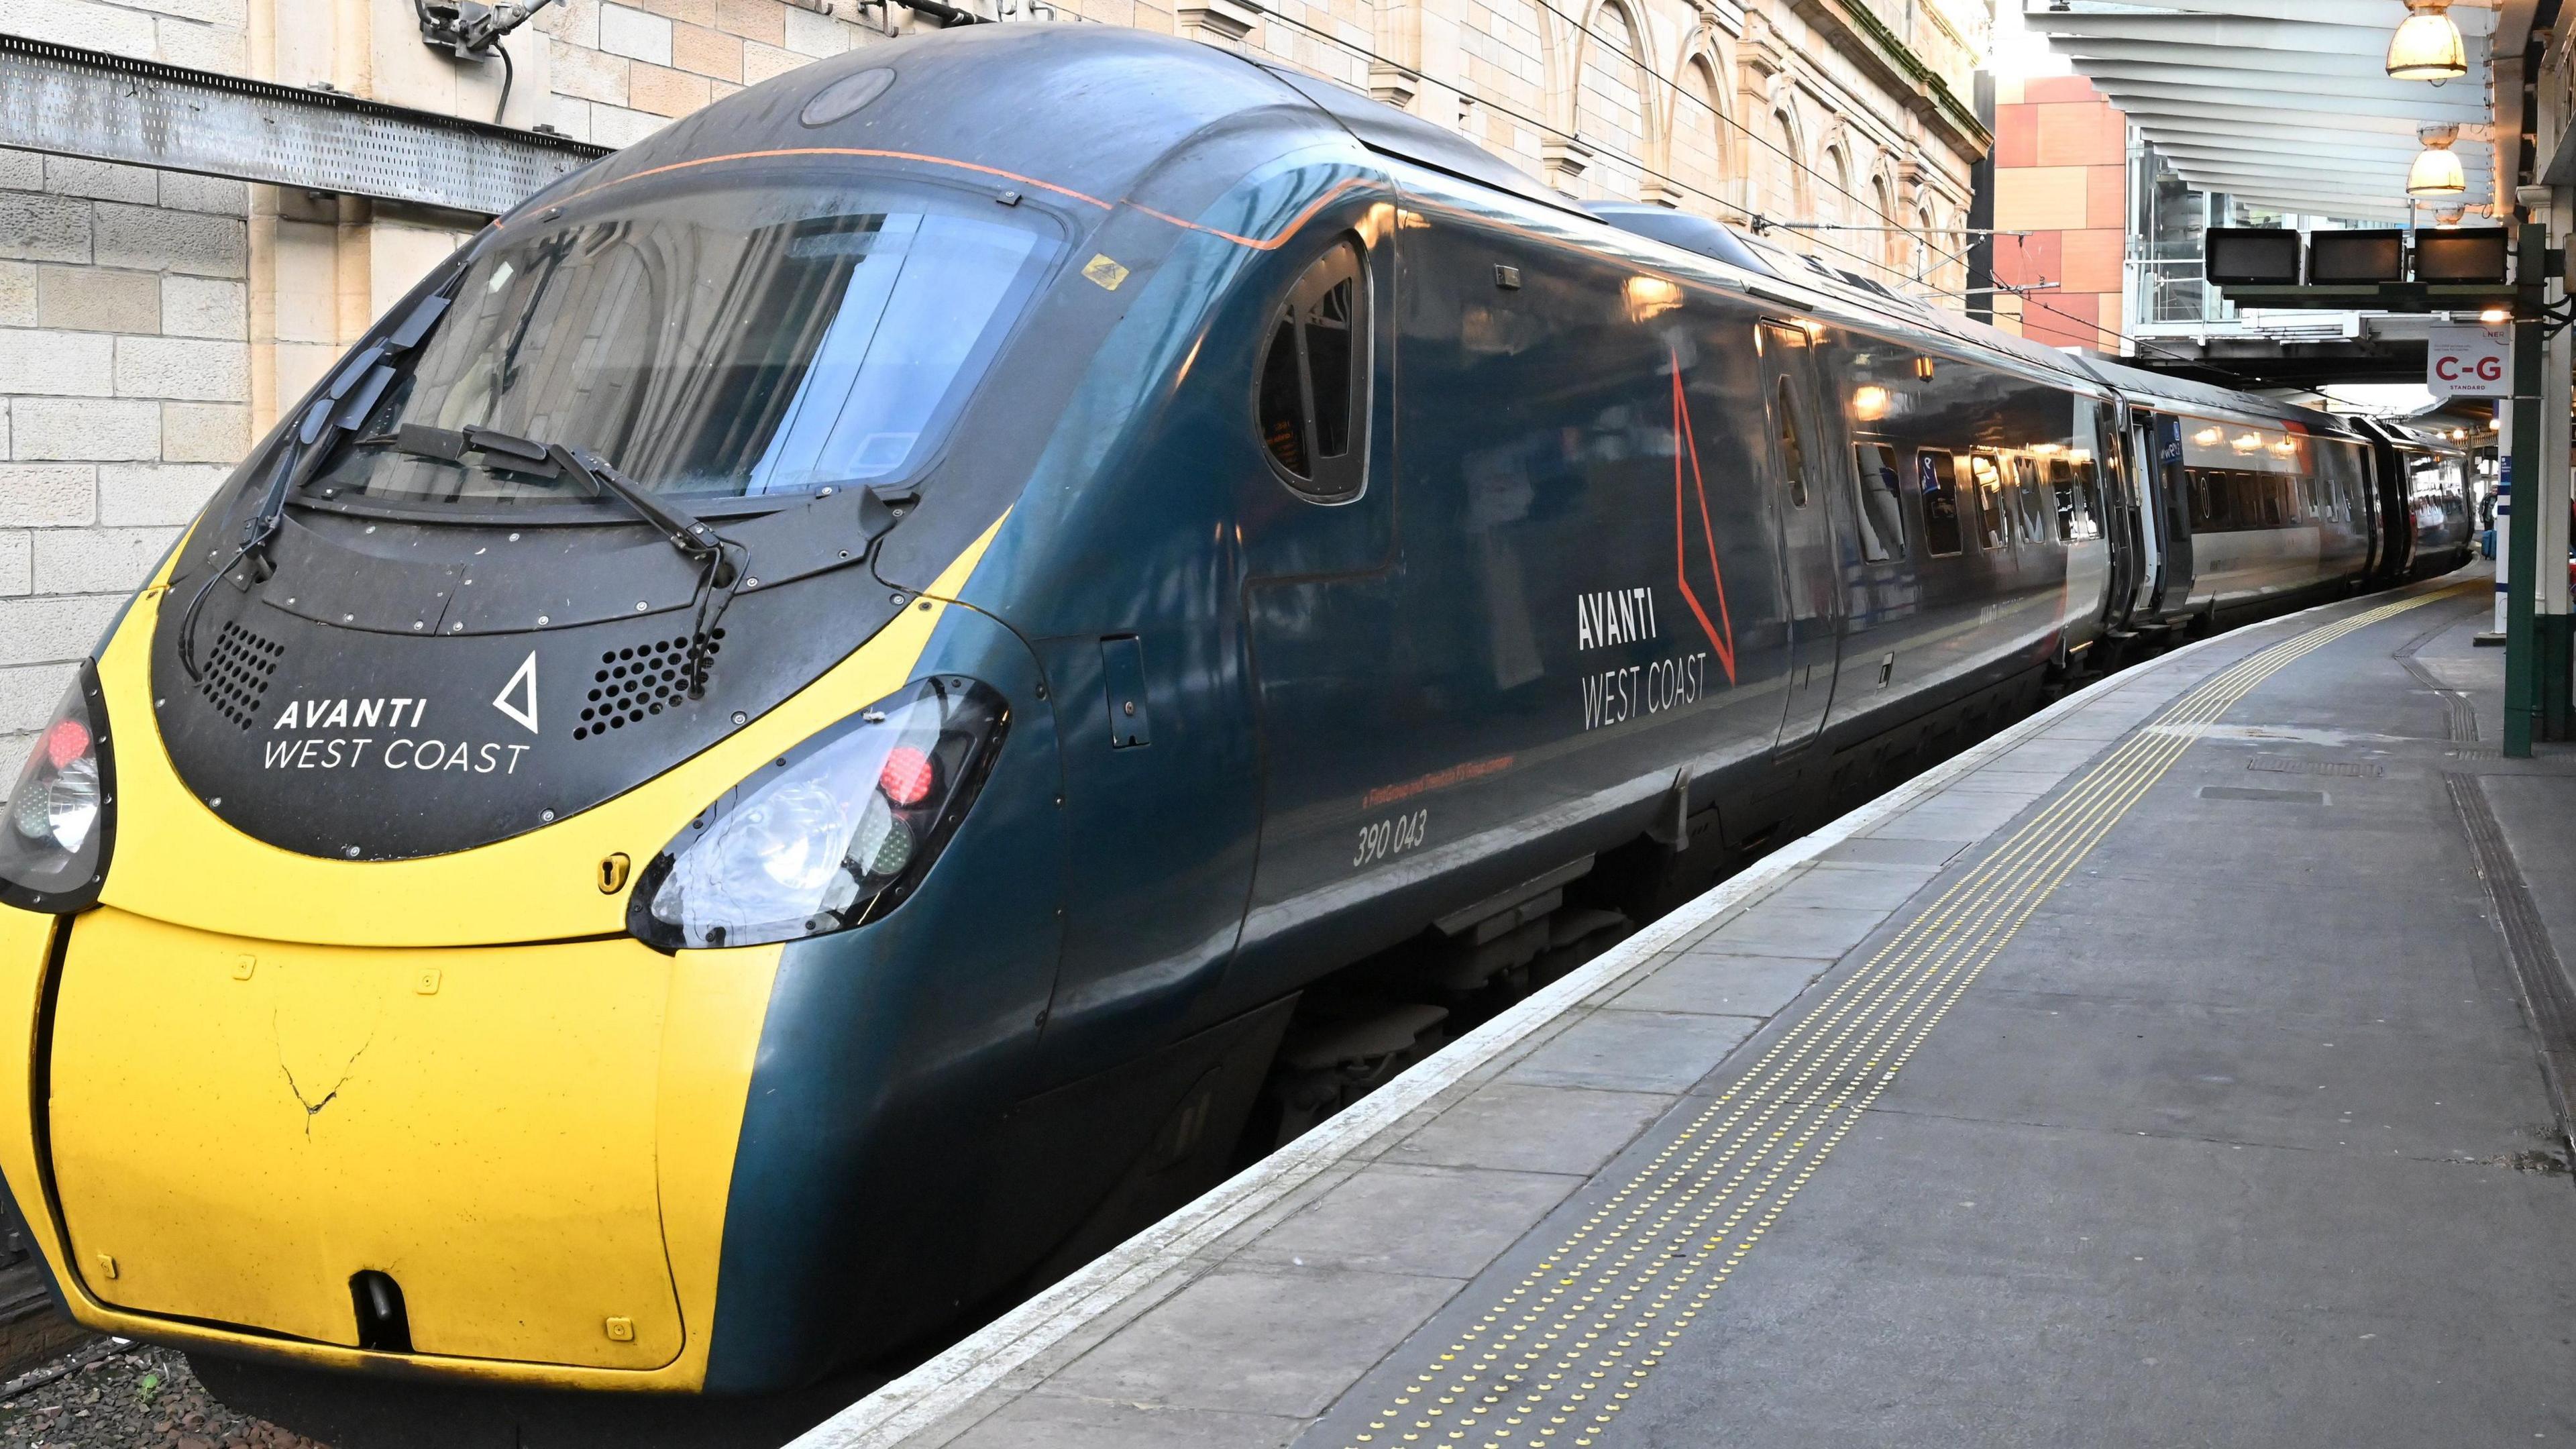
[0,33,610,217]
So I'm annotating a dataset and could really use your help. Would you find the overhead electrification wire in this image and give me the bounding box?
[1985,246,2265,382]
[1029,1,2259,382]
[1025,0,1968,293]
[1029,0,1988,304]
[1244,5,1965,300]
[1507,0,1982,276]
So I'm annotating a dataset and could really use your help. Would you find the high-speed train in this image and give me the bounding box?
[0,25,2469,1400]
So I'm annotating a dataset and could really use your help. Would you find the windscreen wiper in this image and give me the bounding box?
[392,425,747,693]
[179,288,453,681]
[390,423,729,566]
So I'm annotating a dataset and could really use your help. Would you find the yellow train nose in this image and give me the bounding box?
[28,907,778,1382]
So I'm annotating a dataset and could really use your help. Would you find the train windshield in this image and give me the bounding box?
[313,178,1063,507]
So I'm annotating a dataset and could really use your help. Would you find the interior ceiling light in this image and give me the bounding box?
[2387,0,2468,82]
[2409,124,2467,199]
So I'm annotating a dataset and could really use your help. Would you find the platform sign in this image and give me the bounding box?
[2428,323,2510,397]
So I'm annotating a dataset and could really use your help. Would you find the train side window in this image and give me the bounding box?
[2047,457,2092,541]
[1915,447,1963,557]
[2009,455,2046,543]
[1254,240,1369,502]
[1774,380,1810,507]
[1850,442,1904,561]
[1970,451,2008,549]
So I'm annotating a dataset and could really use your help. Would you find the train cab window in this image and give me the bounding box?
[1256,323,1307,474]
[1850,442,1905,561]
[1970,452,2008,549]
[1774,380,1810,508]
[1255,241,1370,501]
[1915,448,1964,557]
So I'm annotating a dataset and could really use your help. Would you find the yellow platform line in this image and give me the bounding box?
[1342,586,2465,1448]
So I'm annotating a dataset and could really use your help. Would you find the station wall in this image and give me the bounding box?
[0,0,1994,780]
[1986,68,2127,353]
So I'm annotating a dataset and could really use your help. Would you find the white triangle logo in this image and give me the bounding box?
[494,651,540,735]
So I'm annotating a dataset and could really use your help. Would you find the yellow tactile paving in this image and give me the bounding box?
[1340,586,2469,1449]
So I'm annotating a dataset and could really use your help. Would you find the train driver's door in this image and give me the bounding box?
[1757,319,1842,753]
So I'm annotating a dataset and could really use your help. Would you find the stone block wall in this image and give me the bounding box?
[1,129,252,780]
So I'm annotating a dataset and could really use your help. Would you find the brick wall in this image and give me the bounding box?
[0,0,1994,778]
[1988,70,2127,352]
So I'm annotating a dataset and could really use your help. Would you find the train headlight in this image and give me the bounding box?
[629,676,1008,951]
[0,665,115,914]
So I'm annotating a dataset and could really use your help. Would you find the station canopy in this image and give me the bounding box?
[2023,1,2498,222]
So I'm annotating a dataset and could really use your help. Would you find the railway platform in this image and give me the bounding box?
[790,568,2576,1449]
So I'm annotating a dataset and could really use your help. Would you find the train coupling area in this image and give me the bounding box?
[796,571,2576,1449]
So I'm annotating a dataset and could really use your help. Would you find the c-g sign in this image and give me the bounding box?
[2427,323,2510,398]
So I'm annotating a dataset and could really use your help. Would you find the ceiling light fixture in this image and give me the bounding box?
[2408,124,2467,199]
[2387,0,2468,82]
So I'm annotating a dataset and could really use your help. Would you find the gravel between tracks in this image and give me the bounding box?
[0,1343,328,1449]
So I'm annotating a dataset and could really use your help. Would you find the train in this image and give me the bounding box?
[0,23,2473,1404]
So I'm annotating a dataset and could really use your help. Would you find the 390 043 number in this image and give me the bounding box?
[1354,808,1430,868]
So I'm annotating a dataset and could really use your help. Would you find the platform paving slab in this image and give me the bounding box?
[1605,951,1832,1018]
[1232,1163,1580,1279]
[1499,1006,1760,1093]
[1379,1083,1676,1178]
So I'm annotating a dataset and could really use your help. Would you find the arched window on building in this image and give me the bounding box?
[1768,108,1805,229]
[1670,56,1729,217]
[1575,2,1650,200]
[1873,171,1900,278]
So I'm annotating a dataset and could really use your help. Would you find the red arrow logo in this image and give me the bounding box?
[1670,350,1737,686]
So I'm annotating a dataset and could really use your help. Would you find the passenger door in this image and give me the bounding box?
[2126,415,2165,616]
[2146,414,2196,612]
[1757,320,1841,753]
